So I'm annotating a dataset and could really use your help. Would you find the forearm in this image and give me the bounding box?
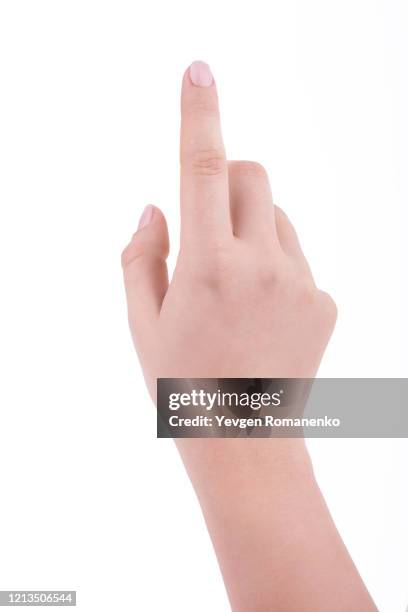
[176,438,377,612]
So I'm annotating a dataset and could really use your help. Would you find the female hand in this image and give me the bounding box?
[121,62,376,612]
[122,61,337,400]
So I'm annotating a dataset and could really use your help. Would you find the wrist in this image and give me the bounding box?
[175,438,315,508]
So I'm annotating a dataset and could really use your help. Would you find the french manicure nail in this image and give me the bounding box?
[138,204,154,230]
[189,61,213,87]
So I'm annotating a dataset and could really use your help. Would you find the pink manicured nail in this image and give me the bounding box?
[189,61,213,87]
[138,204,154,230]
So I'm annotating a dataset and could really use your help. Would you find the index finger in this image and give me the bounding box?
[180,62,232,246]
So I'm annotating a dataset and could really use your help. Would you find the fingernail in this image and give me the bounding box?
[138,204,154,230]
[189,61,213,87]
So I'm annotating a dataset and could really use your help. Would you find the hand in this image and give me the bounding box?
[121,63,376,612]
[122,61,337,400]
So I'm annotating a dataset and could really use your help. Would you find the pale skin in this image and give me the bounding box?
[122,62,377,611]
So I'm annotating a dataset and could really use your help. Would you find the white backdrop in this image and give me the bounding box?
[0,1,407,610]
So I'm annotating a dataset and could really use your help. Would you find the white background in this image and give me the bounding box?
[0,1,407,610]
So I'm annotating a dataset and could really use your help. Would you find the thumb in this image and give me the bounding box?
[122,205,169,347]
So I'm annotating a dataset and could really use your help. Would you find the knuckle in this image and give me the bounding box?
[230,160,268,180]
[121,243,137,269]
[271,268,318,307]
[297,281,317,307]
[189,149,227,176]
[121,240,145,269]
[256,251,290,287]
[256,265,281,290]
[319,291,338,324]
[274,205,287,221]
